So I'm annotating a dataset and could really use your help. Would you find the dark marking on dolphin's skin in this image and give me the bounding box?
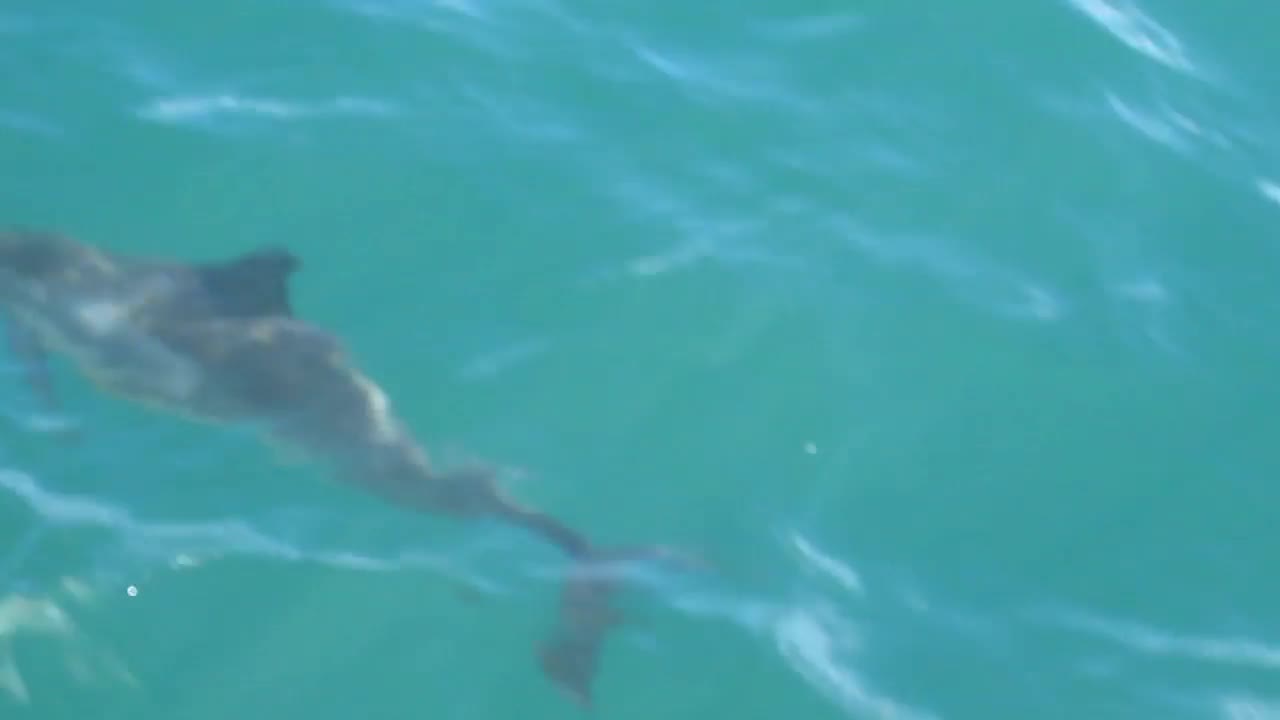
[0,228,705,706]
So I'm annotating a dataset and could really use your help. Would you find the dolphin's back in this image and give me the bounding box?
[155,316,404,449]
[0,229,300,325]
[0,230,306,419]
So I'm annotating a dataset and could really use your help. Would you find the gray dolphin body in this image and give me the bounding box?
[0,228,689,706]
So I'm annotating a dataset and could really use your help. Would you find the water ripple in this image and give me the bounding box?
[0,576,137,704]
[1218,695,1280,720]
[1068,0,1195,75]
[0,109,63,138]
[0,468,503,595]
[746,13,864,43]
[791,532,865,598]
[1258,179,1280,207]
[618,36,818,115]
[135,93,398,126]
[1047,607,1280,672]
[774,604,939,720]
[2,462,939,717]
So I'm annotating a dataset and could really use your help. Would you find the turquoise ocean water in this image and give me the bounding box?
[2,0,1278,718]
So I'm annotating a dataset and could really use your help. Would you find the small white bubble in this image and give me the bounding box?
[126,586,137,597]
[804,442,818,455]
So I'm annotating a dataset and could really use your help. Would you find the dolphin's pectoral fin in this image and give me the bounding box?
[3,313,51,394]
[1,312,78,440]
[195,247,301,319]
[3,312,61,415]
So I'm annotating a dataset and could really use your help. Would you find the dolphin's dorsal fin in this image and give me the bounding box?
[195,248,300,319]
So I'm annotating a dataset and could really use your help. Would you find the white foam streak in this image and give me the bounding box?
[792,532,864,596]
[1106,92,1193,152]
[136,94,395,124]
[0,577,137,703]
[1219,694,1280,720]
[774,605,938,720]
[0,469,482,585]
[652,538,934,719]
[1069,0,1194,74]
[1055,610,1280,672]
[773,534,937,719]
[1258,179,1280,207]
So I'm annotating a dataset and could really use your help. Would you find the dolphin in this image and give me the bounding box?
[0,228,696,706]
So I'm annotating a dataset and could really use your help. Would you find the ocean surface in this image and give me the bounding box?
[2,0,1278,718]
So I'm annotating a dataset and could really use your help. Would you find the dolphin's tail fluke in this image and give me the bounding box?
[418,465,700,706]
[537,543,701,708]
[494,502,702,708]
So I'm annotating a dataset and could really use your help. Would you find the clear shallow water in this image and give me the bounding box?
[2,1,1279,718]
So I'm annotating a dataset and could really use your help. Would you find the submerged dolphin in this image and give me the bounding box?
[0,228,694,706]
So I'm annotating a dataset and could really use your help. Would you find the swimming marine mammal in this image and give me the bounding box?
[0,228,695,706]
[0,231,301,423]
